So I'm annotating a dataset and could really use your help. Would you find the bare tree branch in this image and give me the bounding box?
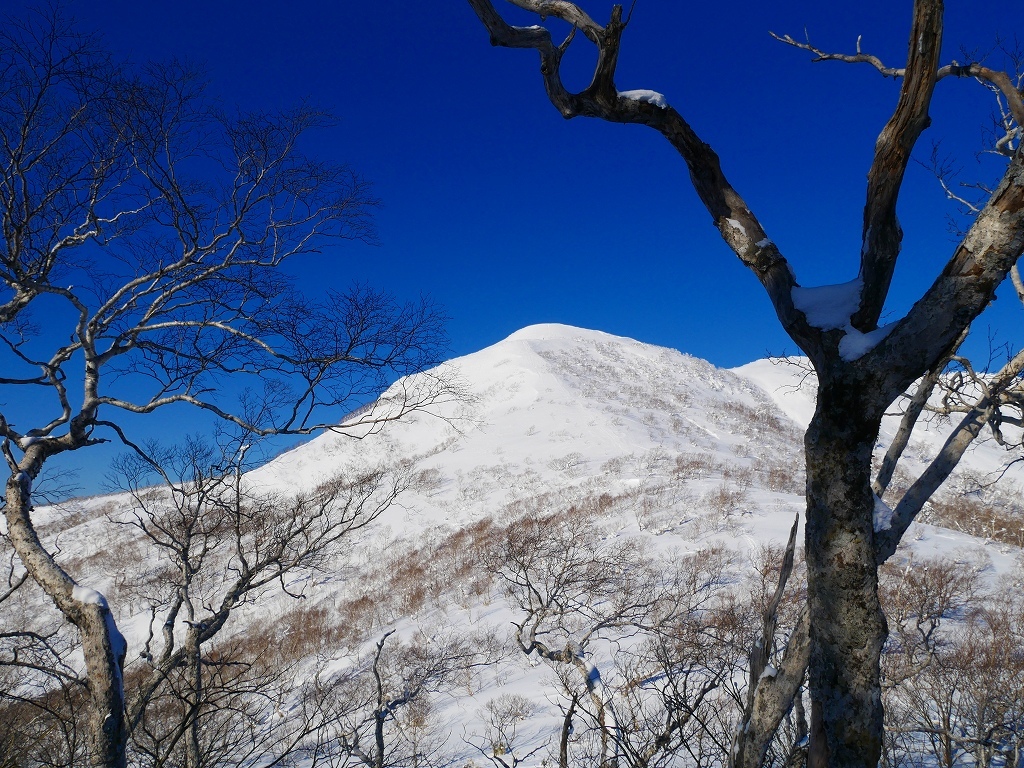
[466,0,814,352]
[771,31,1024,151]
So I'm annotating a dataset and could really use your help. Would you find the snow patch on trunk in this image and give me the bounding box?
[791,279,863,331]
[839,323,897,362]
[618,89,669,108]
[873,494,894,532]
[758,664,778,681]
[72,584,110,608]
[791,278,896,360]
[724,218,747,238]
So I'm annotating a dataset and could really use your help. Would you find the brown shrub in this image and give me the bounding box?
[920,495,1024,548]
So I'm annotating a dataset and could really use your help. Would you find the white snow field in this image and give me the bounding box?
[8,323,1024,766]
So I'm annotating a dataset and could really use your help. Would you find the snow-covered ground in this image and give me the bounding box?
[8,323,1024,766]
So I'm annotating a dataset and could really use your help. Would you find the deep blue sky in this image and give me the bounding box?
[7,1,1024,494]
[67,0,1022,365]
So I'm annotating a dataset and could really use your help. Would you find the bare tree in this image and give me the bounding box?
[103,433,409,768]
[730,518,807,768]
[489,510,665,767]
[727,340,1024,768]
[489,508,741,768]
[879,557,1024,768]
[127,636,319,768]
[605,598,742,768]
[310,627,500,768]
[0,7,453,767]
[0,508,91,768]
[462,2,1024,765]
[735,268,1024,767]
[466,693,544,768]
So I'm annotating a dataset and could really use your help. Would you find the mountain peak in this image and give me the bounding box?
[500,323,623,345]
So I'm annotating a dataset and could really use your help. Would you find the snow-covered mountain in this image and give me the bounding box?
[248,322,1024,558]
[10,324,1024,767]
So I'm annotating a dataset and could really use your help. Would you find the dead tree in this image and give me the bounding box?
[0,7,453,767]
[730,518,806,768]
[463,2,1024,765]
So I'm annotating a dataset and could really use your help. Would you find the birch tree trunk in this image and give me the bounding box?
[4,472,128,768]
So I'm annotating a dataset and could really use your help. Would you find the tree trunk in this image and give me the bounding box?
[461,2,1024,763]
[82,612,128,768]
[787,691,809,767]
[186,639,202,768]
[804,380,886,768]
[559,696,577,768]
[375,710,386,768]
[730,518,808,768]
[4,473,128,768]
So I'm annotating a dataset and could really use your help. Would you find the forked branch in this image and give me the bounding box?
[774,0,1024,337]
[466,0,814,352]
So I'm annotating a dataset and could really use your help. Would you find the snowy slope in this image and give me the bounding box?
[249,324,807,536]
[9,323,1024,766]
[737,354,1024,488]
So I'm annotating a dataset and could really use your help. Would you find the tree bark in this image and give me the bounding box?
[186,637,202,768]
[559,695,577,768]
[804,379,886,768]
[4,472,128,768]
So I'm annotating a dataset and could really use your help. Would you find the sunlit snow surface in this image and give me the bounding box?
[791,279,863,331]
[24,324,1024,764]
